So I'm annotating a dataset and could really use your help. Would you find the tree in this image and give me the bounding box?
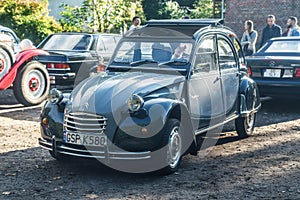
[158,1,187,19]
[59,0,145,33]
[191,0,223,19]
[0,0,62,45]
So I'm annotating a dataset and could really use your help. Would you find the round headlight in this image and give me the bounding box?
[127,94,144,112]
[47,88,63,104]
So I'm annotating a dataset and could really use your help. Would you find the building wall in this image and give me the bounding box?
[225,0,300,47]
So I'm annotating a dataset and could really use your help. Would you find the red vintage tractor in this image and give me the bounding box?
[0,41,50,106]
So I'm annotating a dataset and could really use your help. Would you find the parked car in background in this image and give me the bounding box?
[246,37,300,98]
[37,33,121,90]
[0,26,50,106]
[0,25,21,53]
[39,19,261,174]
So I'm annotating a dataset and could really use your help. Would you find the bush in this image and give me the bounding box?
[0,0,62,45]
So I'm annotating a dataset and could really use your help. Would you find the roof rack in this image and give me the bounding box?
[146,19,224,27]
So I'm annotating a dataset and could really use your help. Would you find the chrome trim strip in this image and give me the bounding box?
[194,115,239,136]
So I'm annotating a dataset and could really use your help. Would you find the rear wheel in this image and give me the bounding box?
[13,61,50,106]
[0,48,11,80]
[235,112,256,139]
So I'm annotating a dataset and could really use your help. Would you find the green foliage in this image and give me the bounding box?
[158,1,187,19]
[0,0,62,45]
[59,0,145,33]
[143,0,223,20]
[191,0,222,19]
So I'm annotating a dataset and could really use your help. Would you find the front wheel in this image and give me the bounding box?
[235,112,256,139]
[159,119,183,175]
[13,61,50,106]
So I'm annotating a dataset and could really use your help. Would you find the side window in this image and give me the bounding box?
[217,37,237,70]
[194,36,216,73]
[102,36,117,53]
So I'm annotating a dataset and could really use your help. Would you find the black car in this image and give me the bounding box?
[246,37,300,98]
[37,33,121,90]
[39,19,261,174]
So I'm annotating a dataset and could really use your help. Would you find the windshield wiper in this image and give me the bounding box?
[130,59,158,66]
[158,59,189,67]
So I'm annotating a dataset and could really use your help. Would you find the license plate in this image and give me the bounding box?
[263,69,281,78]
[63,131,107,146]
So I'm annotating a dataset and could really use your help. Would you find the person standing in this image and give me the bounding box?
[285,16,300,36]
[129,16,141,30]
[260,15,282,47]
[241,20,258,56]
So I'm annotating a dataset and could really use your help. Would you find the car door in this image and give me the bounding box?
[188,34,224,129]
[217,34,240,117]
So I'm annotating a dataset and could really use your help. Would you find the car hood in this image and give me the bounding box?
[68,71,185,114]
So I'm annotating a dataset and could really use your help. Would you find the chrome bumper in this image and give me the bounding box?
[38,137,151,161]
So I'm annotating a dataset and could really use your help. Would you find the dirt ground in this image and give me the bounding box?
[0,89,300,200]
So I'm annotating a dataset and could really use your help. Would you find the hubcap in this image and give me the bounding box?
[0,59,4,73]
[24,69,45,100]
[168,126,182,168]
[29,77,40,92]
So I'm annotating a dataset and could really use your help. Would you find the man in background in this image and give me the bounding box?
[260,15,282,48]
[129,16,141,30]
[285,16,300,36]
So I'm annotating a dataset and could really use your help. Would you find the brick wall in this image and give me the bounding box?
[225,0,300,47]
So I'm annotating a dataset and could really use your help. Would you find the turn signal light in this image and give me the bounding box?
[42,117,48,125]
[295,68,300,78]
[97,64,106,73]
[247,66,252,76]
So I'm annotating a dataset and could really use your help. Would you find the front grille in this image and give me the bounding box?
[64,112,107,134]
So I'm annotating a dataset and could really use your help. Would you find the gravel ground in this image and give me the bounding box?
[0,89,300,200]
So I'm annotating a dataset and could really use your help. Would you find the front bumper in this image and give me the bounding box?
[38,137,152,161]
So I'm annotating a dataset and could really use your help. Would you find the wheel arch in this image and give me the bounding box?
[239,75,261,116]
[167,102,196,155]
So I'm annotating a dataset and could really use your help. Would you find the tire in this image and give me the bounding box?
[13,61,50,106]
[0,48,12,80]
[159,118,183,175]
[235,112,256,139]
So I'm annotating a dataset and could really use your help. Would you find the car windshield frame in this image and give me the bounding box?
[39,34,93,51]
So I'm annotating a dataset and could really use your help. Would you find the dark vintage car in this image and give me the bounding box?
[39,19,261,174]
[246,37,300,98]
[37,33,121,90]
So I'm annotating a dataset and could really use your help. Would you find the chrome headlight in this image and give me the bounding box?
[127,94,144,112]
[47,88,63,104]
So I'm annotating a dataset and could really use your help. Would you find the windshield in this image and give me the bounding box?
[113,40,193,65]
[41,34,92,51]
[264,40,300,53]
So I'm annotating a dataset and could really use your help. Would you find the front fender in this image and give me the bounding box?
[40,95,69,140]
[239,75,261,116]
[0,49,49,90]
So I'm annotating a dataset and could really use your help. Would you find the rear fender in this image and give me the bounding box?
[239,76,261,116]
